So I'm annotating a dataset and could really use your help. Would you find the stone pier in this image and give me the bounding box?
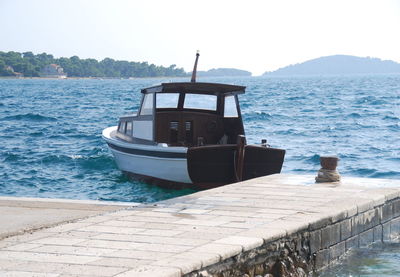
[0,174,400,276]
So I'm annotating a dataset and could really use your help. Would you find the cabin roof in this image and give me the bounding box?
[141,82,246,95]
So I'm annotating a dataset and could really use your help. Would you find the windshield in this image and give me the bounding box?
[156,93,179,108]
[183,94,217,111]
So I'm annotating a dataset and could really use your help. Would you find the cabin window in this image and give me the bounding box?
[184,94,217,111]
[126,121,133,136]
[224,95,239,117]
[156,93,179,108]
[118,121,126,133]
[140,93,154,115]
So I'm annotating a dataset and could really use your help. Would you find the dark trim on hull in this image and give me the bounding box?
[107,142,187,159]
[122,171,231,190]
[123,171,191,190]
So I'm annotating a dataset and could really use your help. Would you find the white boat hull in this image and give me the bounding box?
[102,127,191,184]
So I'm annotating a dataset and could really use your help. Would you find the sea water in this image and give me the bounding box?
[0,75,399,201]
[0,75,399,275]
[318,241,400,276]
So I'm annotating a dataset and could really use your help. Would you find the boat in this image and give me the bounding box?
[102,53,285,189]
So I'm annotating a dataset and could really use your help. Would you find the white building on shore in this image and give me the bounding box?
[40,64,67,78]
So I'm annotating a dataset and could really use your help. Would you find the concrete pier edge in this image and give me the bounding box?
[0,174,399,277]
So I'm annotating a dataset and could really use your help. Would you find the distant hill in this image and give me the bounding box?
[263,55,400,76]
[195,68,252,77]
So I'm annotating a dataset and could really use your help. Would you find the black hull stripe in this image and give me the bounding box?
[107,143,187,159]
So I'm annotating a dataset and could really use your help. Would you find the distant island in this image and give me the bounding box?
[0,51,186,78]
[263,55,400,76]
[195,68,252,77]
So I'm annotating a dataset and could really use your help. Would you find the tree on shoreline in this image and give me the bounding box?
[0,51,186,78]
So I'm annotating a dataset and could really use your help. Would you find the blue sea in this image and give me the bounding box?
[0,75,399,202]
[0,75,400,275]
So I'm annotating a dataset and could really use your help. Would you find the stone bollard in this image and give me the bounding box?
[315,156,341,183]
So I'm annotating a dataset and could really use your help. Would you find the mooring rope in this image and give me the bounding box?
[315,168,341,182]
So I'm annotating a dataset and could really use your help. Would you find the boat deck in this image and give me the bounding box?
[1,174,400,276]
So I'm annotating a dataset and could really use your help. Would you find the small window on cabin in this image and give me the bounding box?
[183,94,217,111]
[119,121,126,133]
[126,121,133,136]
[224,95,238,117]
[156,93,179,108]
[140,93,154,115]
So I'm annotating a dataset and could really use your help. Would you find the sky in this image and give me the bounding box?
[1,0,399,75]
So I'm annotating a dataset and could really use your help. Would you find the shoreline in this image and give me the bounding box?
[0,76,189,80]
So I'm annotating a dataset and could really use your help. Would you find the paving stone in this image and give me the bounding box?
[105,249,173,260]
[263,219,308,235]
[29,237,87,246]
[88,257,152,268]
[190,243,242,260]
[253,213,288,220]
[0,260,127,276]
[77,225,145,235]
[141,222,185,230]
[122,216,181,224]
[92,233,209,246]
[357,199,375,214]
[151,207,183,213]
[79,239,141,250]
[0,251,99,264]
[207,210,256,217]
[0,271,58,277]
[221,221,266,229]
[113,265,181,277]
[96,220,147,228]
[178,209,211,215]
[137,229,184,237]
[176,231,228,241]
[237,226,286,244]
[52,231,100,239]
[173,218,230,227]
[152,257,202,274]
[57,264,127,276]
[2,243,41,251]
[132,243,193,253]
[257,208,299,215]
[287,212,331,230]
[171,251,220,268]
[78,215,117,224]
[31,245,116,256]
[214,236,263,251]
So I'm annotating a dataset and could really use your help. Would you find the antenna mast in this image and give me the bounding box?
[190,51,200,83]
